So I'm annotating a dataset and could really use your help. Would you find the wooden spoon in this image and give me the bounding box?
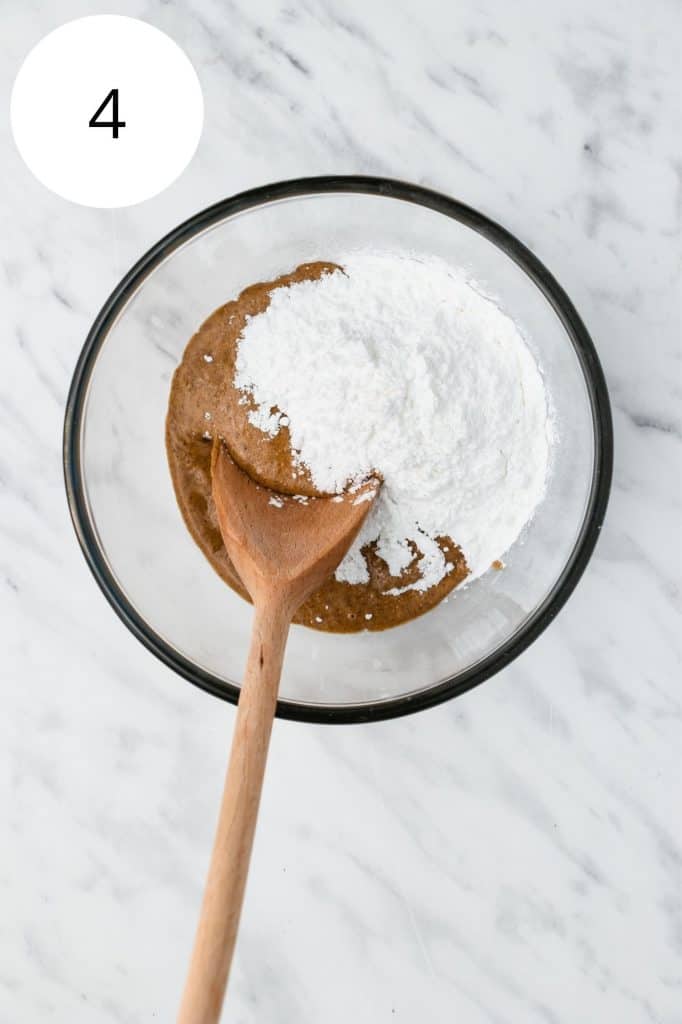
[177,441,379,1024]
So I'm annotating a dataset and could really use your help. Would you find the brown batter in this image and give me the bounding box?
[166,262,469,632]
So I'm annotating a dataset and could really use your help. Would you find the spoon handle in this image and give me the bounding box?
[177,596,291,1024]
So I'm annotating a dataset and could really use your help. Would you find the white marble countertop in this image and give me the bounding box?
[2,1,680,1021]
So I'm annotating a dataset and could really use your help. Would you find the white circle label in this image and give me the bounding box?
[10,16,204,209]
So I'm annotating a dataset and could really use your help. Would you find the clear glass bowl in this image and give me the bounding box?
[64,177,612,723]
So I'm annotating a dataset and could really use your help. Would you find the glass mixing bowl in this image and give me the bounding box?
[64,177,612,723]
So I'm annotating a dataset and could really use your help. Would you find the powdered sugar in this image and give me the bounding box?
[234,250,551,593]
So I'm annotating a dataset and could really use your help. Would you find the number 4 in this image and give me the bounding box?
[89,88,126,139]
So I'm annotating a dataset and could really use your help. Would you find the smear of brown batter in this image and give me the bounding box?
[166,262,469,632]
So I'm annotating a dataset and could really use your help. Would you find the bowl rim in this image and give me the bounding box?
[63,175,613,724]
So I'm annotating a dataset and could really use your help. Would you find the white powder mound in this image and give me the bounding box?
[234,251,551,593]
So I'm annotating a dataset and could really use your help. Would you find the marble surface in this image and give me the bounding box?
[2,1,680,1021]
